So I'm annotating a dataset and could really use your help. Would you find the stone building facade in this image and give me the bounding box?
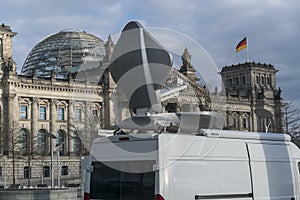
[0,24,210,186]
[0,24,109,186]
[212,62,283,133]
[0,23,284,186]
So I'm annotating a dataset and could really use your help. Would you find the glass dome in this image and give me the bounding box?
[21,30,106,78]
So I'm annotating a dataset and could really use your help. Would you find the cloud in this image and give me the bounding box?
[2,0,300,105]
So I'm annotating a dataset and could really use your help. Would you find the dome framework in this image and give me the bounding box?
[21,30,106,78]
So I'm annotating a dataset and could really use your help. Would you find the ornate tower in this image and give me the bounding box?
[0,23,17,75]
[103,35,115,63]
[0,23,18,155]
[220,62,283,132]
[179,47,199,83]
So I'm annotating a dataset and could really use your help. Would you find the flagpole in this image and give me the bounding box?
[246,36,249,62]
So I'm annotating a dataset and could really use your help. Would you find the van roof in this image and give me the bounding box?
[92,129,290,144]
[201,129,291,142]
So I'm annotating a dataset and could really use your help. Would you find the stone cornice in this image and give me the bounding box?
[5,75,103,96]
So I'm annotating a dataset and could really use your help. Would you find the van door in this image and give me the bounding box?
[90,160,155,200]
[293,159,300,200]
[247,142,295,200]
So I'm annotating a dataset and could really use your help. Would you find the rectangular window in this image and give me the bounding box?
[261,76,265,85]
[43,166,50,177]
[92,109,98,121]
[243,118,247,129]
[228,78,232,86]
[74,136,81,154]
[75,108,81,121]
[61,166,69,176]
[235,77,239,86]
[233,118,237,128]
[39,106,47,120]
[90,161,155,199]
[58,107,65,121]
[24,166,31,178]
[20,105,28,119]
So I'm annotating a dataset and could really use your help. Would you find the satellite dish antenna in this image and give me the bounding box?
[109,21,224,132]
[109,21,172,115]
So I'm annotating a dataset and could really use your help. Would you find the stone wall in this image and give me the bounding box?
[0,188,77,200]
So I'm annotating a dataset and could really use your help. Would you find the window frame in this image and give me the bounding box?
[261,76,265,85]
[73,132,81,155]
[61,166,69,176]
[233,118,237,128]
[56,130,65,155]
[37,130,46,155]
[39,105,47,120]
[24,166,31,179]
[57,107,65,121]
[235,77,239,86]
[75,108,82,121]
[19,129,29,155]
[92,109,99,121]
[43,166,50,177]
[242,118,247,129]
[20,105,28,119]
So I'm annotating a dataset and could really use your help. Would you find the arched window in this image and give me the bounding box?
[231,112,239,129]
[37,130,47,155]
[256,75,260,84]
[261,76,265,85]
[19,129,29,155]
[56,130,65,155]
[228,78,232,86]
[235,77,239,86]
[74,132,81,155]
[242,118,247,129]
[233,118,237,128]
[267,75,272,85]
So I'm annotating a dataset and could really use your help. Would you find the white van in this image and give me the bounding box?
[81,21,300,199]
[81,128,300,200]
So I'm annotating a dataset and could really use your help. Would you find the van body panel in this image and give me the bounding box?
[91,134,158,162]
[158,134,252,199]
[83,131,300,200]
[247,143,295,199]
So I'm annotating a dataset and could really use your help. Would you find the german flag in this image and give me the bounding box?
[236,37,247,52]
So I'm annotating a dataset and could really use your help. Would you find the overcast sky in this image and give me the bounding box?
[1,0,300,106]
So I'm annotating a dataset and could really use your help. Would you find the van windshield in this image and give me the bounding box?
[90,161,155,200]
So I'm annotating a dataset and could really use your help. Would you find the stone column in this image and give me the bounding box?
[50,99,57,153]
[237,112,241,131]
[8,94,16,120]
[103,87,115,128]
[101,101,106,128]
[3,93,16,155]
[31,98,38,154]
[68,101,74,156]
